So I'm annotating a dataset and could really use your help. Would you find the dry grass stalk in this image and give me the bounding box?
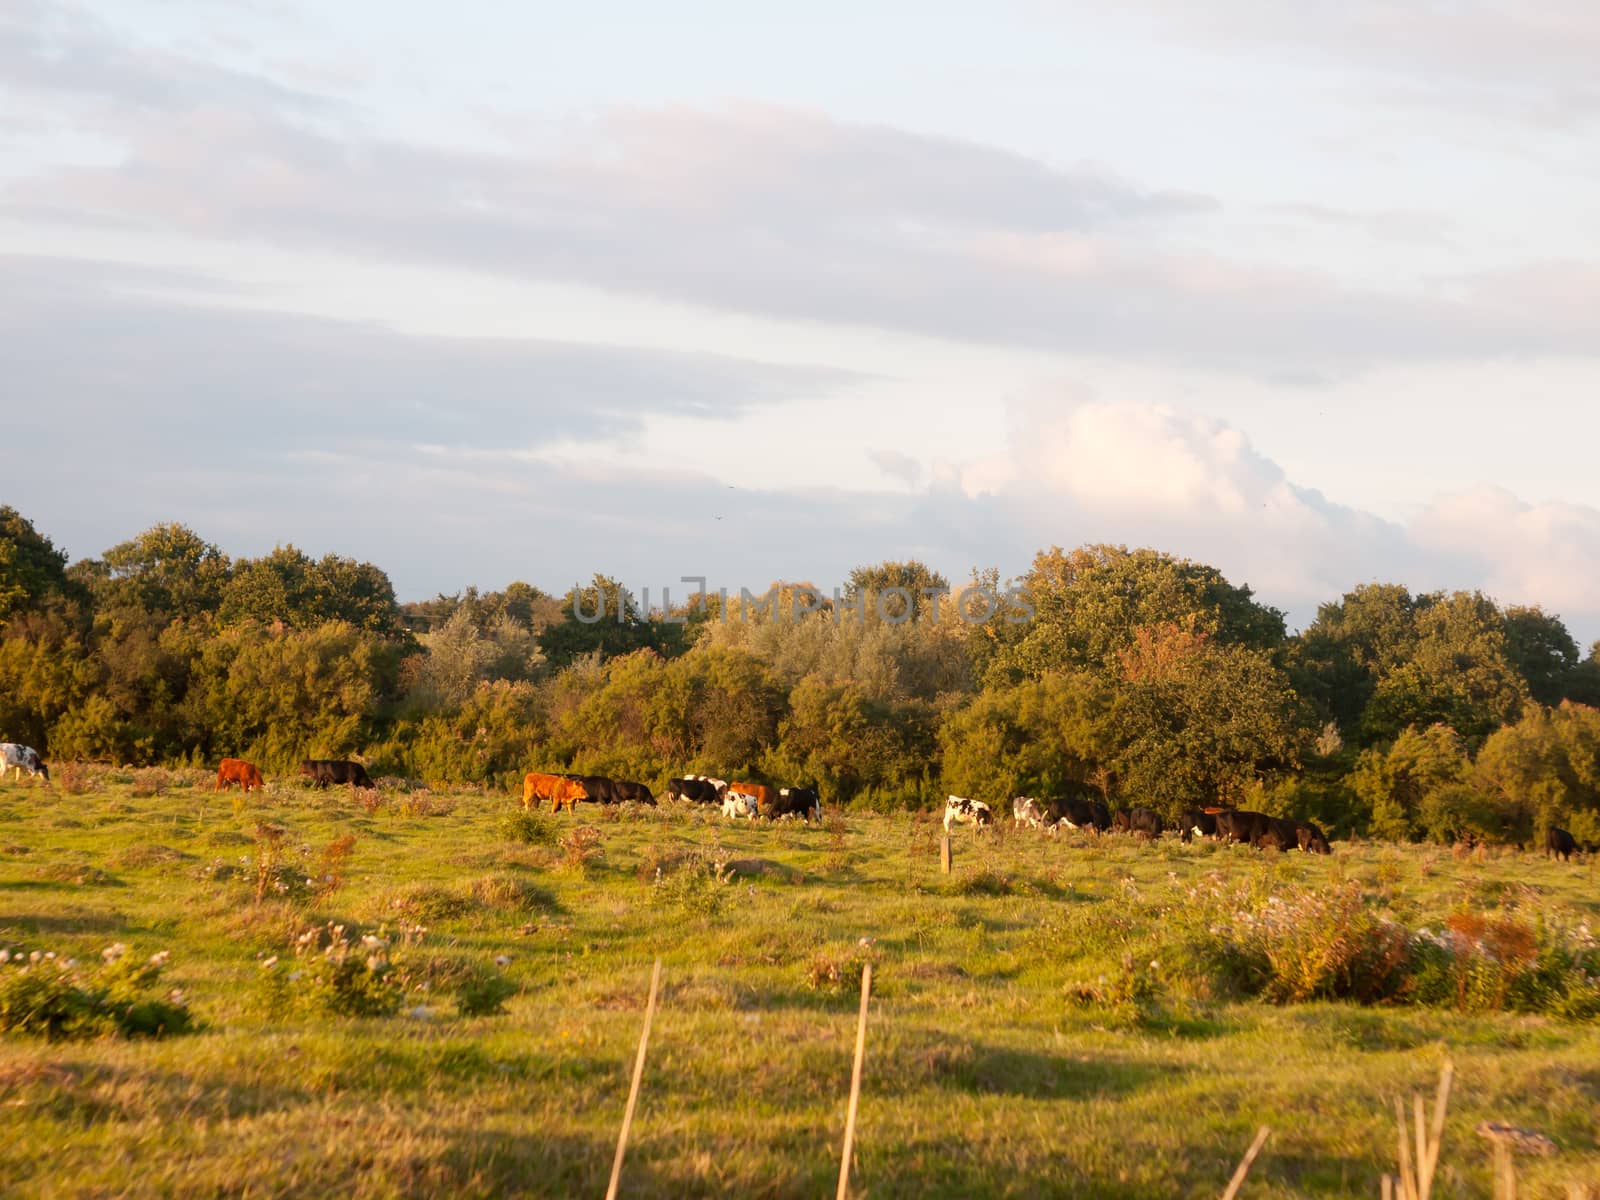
[836,960,873,1200]
[1384,1061,1453,1200]
[605,957,663,1200]
[1220,1126,1271,1200]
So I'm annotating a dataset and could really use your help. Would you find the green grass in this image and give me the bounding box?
[1,770,1598,1198]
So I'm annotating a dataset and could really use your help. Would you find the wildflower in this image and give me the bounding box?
[365,955,386,971]
[148,950,170,967]
[260,955,279,970]
[360,935,388,951]
[287,970,304,983]
[0,949,8,964]
[494,954,511,968]
[28,950,41,964]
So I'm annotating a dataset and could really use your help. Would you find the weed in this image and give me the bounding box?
[499,810,555,846]
[0,943,194,1040]
[558,826,604,876]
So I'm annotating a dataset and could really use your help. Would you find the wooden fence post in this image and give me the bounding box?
[940,835,951,874]
[605,958,663,1200]
[836,961,873,1200]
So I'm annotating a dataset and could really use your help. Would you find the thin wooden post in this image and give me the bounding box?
[940,835,952,874]
[1220,1126,1270,1200]
[836,961,873,1200]
[605,958,663,1200]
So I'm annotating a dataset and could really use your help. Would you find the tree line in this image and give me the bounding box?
[3,506,1598,845]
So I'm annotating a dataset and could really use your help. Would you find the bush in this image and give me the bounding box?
[649,850,736,917]
[259,922,402,1018]
[500,810,555,846]
[0,944,194,1040]
[455,963,518,1017]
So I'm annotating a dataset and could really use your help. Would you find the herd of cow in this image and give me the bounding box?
[943,793,1334,853]
[520,771,823,822]
[4,738,1592,861]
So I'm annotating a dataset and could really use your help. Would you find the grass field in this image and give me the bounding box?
[2,770,1598,1199]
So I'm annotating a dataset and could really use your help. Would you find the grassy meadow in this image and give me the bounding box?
[1,769,1598,1198]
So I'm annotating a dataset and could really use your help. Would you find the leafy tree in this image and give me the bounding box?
[77,524,230,620]
[0,608,96,750]
[0,507,72,626]
[844,560,950,621]
[1108,624,1306,816]
[1475,702,1600,846]
[982,544,1285,684]
[939,672,1113,805]
[1502,606,1580,706]
[771,676,938,805]
[219,546,408,641]
[1350,724,1472,841]
[539,575,666,668]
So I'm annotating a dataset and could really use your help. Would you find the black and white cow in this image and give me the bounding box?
[0,743,48,783]
[771,785,821,821]
[1012,796,1047,829]
[667,776,727,804]
[722,790,759,820]
[944,794,992,833]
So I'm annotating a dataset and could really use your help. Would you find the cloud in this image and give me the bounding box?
[9,3,1600,378]
[0,252,861,466]
[867,448,923,488]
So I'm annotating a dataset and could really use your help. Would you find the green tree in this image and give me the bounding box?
[219,546,408,641]
[1350,724,1472,841]
[1108,624,1306,816]
[938,672,1113,805]
[77,523,230,620]
[539,575,665,669]
[1502,605,1580,706]
[844,560,950,621]
[0,507,72,626]
[982,544,1285,684]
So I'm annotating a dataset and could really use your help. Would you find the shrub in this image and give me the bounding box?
[455,964,518,1017]
[500,810,555,846]
[53,762,93,795]
[558,826,604,875]
[0,944,194,1040]
[259,922,403,1018]
[649,850,736,917]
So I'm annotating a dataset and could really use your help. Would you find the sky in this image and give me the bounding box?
[4,0,1599,643]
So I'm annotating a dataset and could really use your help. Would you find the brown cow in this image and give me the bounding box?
[521,772,589,813]
[216,757,264,793]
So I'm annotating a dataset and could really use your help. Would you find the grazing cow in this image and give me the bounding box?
[722,790,759,820]
[520,772,588,812]
[1182,808,1220,843]
[0,743,48,783]
[1295,820,1332,854]
[1049,797,1112,832]
[771,785,822,822]
[215,757,263,793]
[1215,809,1274,846]
[667,776,727,804]
[298,760,376,790]
[727,781,771,816]
[611,779,656,806]
[943,794,993,833]
[1547,827,1578,861]
[1013,796,1048,829]
[1114,806,1164,839]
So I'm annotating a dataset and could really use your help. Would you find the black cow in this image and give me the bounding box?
[770,785,821,822]
[1049,797,1112,832]
[1547,827,1578,861]
[1215,809,1273,846]
[298,760,376,790]
[567,775,623,804]
[1181,808,1220,843]
[1295,820,1332,854]
[1258,816,1301,851]
[612,779,656,805]
[1113,806,1164,839]
[667,776,727,804]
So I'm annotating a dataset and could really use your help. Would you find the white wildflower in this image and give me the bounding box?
[494,954,511,968]
[148,950,170,967]
[260,955,279,970]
